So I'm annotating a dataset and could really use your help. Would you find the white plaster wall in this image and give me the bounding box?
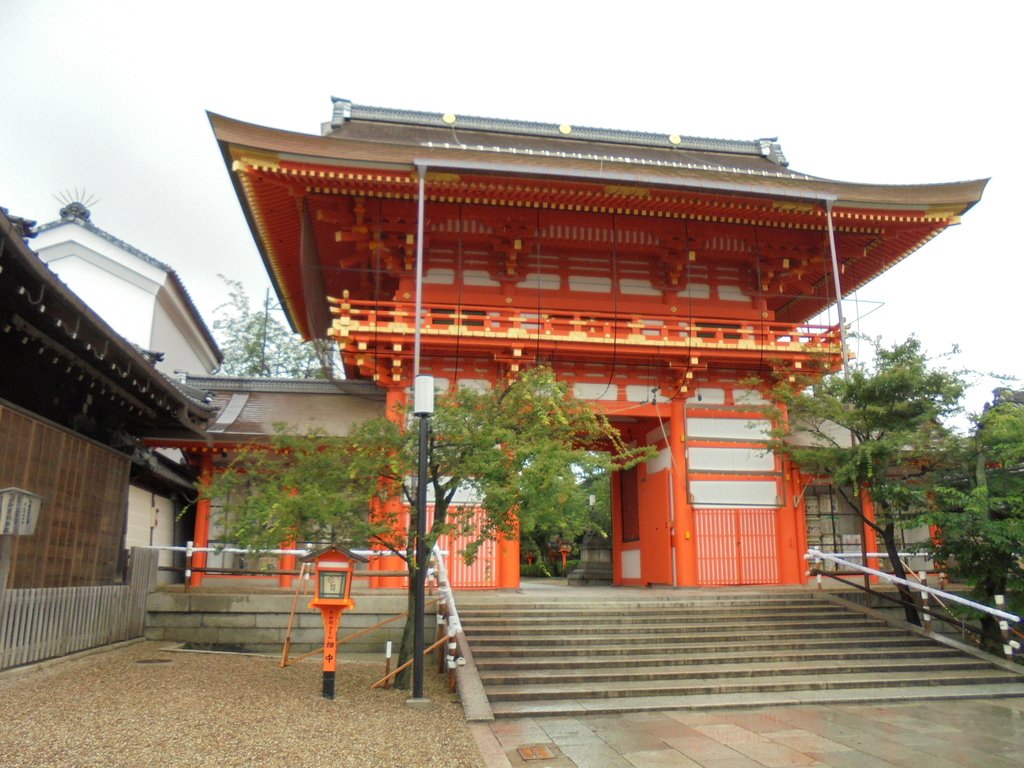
[646,447,672,474]
[39,245,157,347]
[573,382,619,401]
[686,417,770,441]
[125,485,176,584]
[690,480,779,507]
[688,446,775,472]
[620,549,641,580]
[152,290,218,373]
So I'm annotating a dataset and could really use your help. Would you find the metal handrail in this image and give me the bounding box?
[806,548,1022,660]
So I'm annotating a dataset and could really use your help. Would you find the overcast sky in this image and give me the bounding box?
[2,1,1020,419]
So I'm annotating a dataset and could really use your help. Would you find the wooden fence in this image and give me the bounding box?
[0,547,158,671]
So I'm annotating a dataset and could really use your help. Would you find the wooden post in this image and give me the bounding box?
[191,453,213,588]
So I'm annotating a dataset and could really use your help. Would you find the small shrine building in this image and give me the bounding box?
[205,99,986,589]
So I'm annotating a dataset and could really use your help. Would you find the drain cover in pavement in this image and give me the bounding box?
[516,746,556,760]
[134,658,172,664]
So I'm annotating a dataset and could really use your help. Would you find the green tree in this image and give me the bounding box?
[212,278,325,378]
[203,426,390,551]
[346,367,653,685]
[923,390,1024,650]
[206,367,652,688]
[766,337,966,625]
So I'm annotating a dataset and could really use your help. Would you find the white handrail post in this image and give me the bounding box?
[184,540,194,586]
[918,571,931,632]
[996,595,1015,660]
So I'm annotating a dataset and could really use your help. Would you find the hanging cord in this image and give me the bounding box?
[594,212,619,400]
[533,208,543,365]
[453,203,464,386]
[820,230,834,329]
[754,226,766,371]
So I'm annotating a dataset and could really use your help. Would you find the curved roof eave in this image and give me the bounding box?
[209,112,988,215]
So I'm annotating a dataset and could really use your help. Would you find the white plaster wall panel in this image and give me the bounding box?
[625,384,660,403]
[645,424,671,446]
[573,382,619,401]
[732,388,769,406]
[645,447,671,475]
[620,278,661,296]
[690,480,779,506]
[676,284,711,299]
[687,388,725,404]
[686,417,770,441]
[717,285,750,302]
[621,549,641,579]
[125,486,176,584]
[125,485,154,550]
[463,270,499,287]
[688,446,775,472]
[41,251,156,347]
[423,267,455,284]
[517,272,561,290]
[152,301,210,374]
[568,275,611,292]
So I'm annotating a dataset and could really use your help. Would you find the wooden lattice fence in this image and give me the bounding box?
[0,547,158,671]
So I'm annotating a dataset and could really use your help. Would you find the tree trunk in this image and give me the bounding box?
[393,570,418,690]
[882,521,921,626]
[978,575,1008,655]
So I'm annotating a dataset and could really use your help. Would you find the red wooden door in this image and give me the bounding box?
[695,508,779,586]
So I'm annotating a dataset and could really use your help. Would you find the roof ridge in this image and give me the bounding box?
[328,97,788,166]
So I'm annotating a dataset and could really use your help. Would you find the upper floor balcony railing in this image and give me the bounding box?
[329,294,841,364]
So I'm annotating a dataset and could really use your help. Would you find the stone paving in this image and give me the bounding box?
[469,697,1024,767]
[459,581,1024,767]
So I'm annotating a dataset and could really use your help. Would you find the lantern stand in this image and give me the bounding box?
[303,546,367,699]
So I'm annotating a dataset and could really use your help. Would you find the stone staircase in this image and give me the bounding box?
[457,589,1024,717]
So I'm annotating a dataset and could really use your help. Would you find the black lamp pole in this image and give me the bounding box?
[411,373,433,702]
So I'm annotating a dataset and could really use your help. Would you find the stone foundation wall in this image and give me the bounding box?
[145,589,427,657]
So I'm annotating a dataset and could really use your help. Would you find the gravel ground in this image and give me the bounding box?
[0,641,485,768]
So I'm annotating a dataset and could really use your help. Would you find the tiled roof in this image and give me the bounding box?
[328,97,790,166]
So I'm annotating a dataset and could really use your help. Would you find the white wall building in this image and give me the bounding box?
[30,201,223,582]
[31,201,221,376]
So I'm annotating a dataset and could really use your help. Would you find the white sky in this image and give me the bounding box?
[2,1,1021,418]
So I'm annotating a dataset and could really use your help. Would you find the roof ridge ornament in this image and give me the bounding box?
[55,189,99,223]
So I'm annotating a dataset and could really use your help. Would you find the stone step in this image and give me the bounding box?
[483,668,1023,703]
[460,606,866,622]
[478,656,995,687]
[488,682,1024,718]
[462,616,883,636]
[473,644,963,671]
[469,634,942,658]
[465,626,920,651]
[459,600,831,615]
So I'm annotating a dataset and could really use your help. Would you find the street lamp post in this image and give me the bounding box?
[410,373,434,703]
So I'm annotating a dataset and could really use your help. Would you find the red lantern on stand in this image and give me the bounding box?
[304,546,367,699]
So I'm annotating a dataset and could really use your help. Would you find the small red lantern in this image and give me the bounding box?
[304,546,367,699]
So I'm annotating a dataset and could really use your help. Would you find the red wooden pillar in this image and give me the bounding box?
[611,470,623,584]
[774,457,801,585]
[371,387,409,588]
[191,451,213,588]
[279,541,296,589]
[496,520,520,589]
[792,466,811,586]
[670,396,698,586]
[860,488,881,580]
